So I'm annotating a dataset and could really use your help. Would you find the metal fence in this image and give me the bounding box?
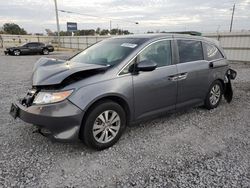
[0,34,110,50]
[203,32,250,62]
[1,32,250,62]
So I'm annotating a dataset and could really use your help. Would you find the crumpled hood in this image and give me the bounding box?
[32,58,108,86]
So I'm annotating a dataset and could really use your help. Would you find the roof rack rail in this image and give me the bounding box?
[168,31,202,36]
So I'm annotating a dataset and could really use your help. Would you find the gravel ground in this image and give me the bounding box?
[0,50,249,188]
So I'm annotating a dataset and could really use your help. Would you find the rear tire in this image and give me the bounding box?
[80,100,126,150]
[204,80,223,110]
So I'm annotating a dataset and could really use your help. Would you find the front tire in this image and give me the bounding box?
[80,100,126,150]
[42,48,49,55]
[13,50,21,56]
[204,80,223,110]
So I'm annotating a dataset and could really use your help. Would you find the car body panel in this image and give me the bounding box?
[176,60,210,108]
[32,58,109,86]
[67,74,134,121]
[132,65,178,120]
[12,99,84,141]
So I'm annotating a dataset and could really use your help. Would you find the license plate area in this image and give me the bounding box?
[10,103,19,119]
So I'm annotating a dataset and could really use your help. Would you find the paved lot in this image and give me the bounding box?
[0,50,249,188]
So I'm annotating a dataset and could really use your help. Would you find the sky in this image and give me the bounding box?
[0,0,249,34]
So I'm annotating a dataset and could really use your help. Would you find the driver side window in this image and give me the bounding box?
[119,40,172,75]
[137,40,172,67]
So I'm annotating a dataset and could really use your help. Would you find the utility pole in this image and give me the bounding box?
[230,3,235,32]
[110,20,112,31]
[54,0,60,47]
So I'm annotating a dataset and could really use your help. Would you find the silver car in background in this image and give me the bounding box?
[10,34,237,150]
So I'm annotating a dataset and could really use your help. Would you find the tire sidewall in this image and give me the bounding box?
[205,80,223,109]
[82,101,126,150]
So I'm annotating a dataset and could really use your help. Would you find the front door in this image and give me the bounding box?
[132,40,178,120]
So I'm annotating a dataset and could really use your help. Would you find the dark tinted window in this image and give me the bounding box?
[28,43,39,47]
[177,40,203,63]
[137,40,172,67]
[203,42,223,61]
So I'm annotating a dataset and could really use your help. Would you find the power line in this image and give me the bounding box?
[58,9,139,25]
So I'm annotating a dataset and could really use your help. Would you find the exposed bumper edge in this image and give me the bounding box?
[224,68,237,103]
[13,99,84,141]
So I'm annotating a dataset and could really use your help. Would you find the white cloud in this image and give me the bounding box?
[0,0,249,33]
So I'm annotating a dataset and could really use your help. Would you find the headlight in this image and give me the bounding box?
[33,90,73,104]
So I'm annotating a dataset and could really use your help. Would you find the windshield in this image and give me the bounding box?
[21,43,28,47]
[70,38,144,66]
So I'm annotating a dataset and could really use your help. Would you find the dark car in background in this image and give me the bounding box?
[10,34,237,150]
[4,42,54,56]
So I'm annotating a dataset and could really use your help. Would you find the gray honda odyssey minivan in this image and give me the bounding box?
[10,34,236,150]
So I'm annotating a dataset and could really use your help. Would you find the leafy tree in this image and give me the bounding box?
[96,27,101,35]
[123,30,130,35]
[59,31,72,36]
[110,29,118,35]
[110,29,131,35]
[3,23,27,35]
[100,29,109,35]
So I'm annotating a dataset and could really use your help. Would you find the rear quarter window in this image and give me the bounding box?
[177,40,204,63]
[203,42,224,61]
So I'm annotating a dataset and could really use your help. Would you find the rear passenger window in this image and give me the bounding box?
[203,43,224,61]
[177,40,203,63]
[137,40,172,67]
[28,43,38,47]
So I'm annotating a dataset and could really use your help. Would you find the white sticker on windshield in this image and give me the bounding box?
[121,43,137,48]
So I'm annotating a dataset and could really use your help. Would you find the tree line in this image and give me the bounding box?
[58,28,131,36]
[0,23,132,36]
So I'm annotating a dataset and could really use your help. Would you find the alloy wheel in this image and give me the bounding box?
[14,50,20,56]
[43,49,49,55]
[92,110,121,144]
[209,84,221,105]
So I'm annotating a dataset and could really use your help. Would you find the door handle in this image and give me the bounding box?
[178,72,188,81]
[169,73,188,81]
[168,75,179,81]
[209,62,214,68]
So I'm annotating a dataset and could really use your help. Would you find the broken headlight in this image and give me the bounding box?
[33,90,73,105]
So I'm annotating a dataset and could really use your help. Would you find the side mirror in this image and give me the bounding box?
[136,60,157,72]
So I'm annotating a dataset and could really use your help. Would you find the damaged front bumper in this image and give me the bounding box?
[4,50,10,55]
[10,99,84,141]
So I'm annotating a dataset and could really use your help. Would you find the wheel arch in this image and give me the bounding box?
[78,94,131,139]
[208,77,225,94]
[216,78,225,93]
